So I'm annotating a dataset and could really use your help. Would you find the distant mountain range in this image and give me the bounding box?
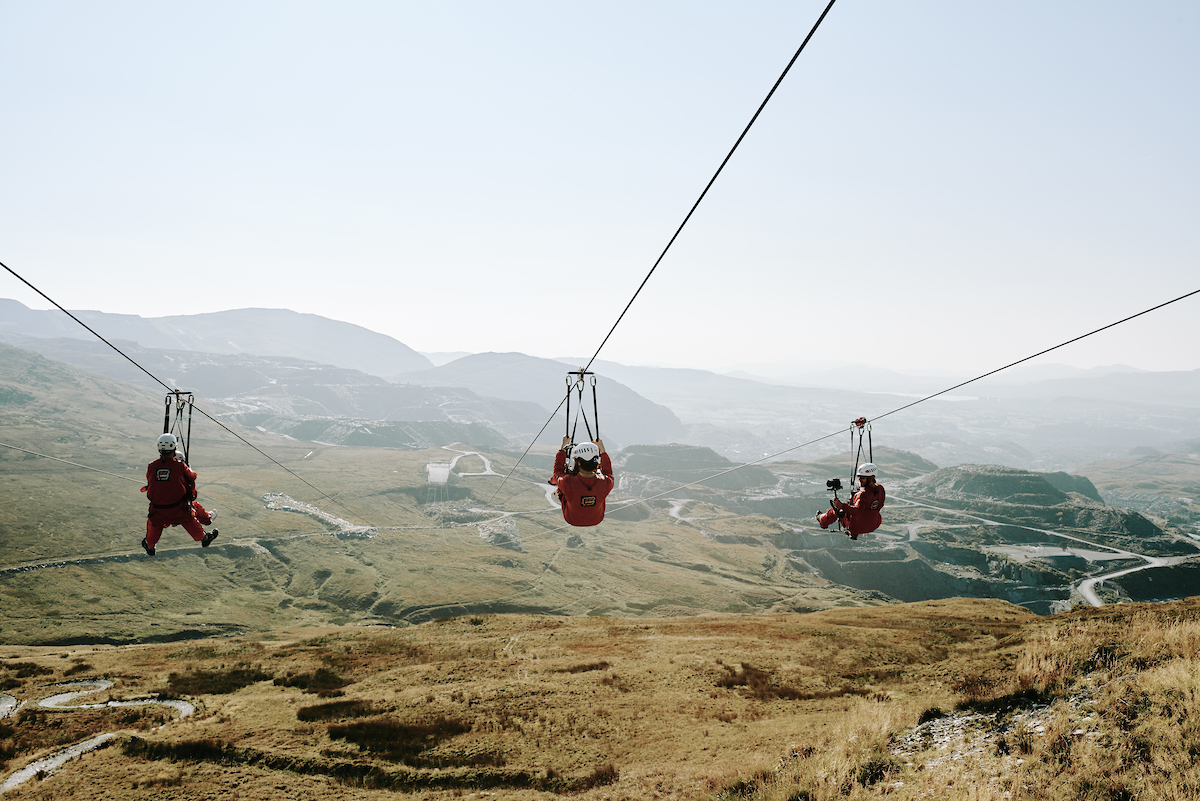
[399,352,685,446]
[0,299,432,376]
[2,299,1198,469]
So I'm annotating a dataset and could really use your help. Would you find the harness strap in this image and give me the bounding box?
[590,375,599,440]
[850,417,870,485]
[151,496,189,510]
[566,372,596,444]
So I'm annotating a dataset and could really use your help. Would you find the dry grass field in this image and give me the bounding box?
[5,596,1200,800]
[0,597,1029,800]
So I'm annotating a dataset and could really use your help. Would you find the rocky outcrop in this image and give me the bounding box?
[906,465,1069,506]
[1038,471,1104,503]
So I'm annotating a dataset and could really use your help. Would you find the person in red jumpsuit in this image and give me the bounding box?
[817,463,885,540]
[141,434,218,555]
[549,435,613,527]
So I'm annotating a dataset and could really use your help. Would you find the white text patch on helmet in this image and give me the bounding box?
[581,496,597,507]
[156,468,172,481]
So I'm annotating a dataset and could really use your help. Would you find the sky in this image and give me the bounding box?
[2,1,1197,377]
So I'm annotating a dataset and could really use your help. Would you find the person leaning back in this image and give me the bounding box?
[817,463,885,540]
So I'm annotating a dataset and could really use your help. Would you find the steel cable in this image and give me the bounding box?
[1,259,360,519]
[488,0,841,501]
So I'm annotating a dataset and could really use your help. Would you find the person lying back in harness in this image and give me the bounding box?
[549,435,613,527]
[140,433,218,556]
[816,463,885,540]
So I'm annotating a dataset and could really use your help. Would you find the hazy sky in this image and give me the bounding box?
[3,1,1197,376]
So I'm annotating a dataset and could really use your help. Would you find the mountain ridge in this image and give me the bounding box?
[0,299,432,377]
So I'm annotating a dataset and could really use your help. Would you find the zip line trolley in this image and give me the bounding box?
[850,416,872,486]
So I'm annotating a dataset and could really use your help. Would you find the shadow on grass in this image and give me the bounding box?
[165,666,272,695]
[327,715,471,763]
[296,699,381,722]
[717,663,872,702]
[122,736,618,793]
[274,667,350,697]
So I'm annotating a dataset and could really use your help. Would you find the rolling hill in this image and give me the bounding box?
[0,300,432,376]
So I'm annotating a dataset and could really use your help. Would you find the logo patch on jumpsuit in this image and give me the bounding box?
[156,468,172,481]
[581,496,597,507]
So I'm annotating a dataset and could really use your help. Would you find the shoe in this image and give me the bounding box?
[141,538,155,556]
[209,509,218,521]
[815,512,827,530]
[201,529,219,547]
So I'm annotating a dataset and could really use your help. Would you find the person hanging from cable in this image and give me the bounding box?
[816,463,885,540]
[549,435,614,527]
[140,433,218,555]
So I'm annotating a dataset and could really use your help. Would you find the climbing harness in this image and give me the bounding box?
[564,369,600,449]
[850,416,872,487]
[163,390,195,464]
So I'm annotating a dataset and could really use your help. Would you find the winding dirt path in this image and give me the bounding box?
[0,680,195,793]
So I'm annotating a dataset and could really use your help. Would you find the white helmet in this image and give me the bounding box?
[857,463,877,478]
[157,433,178,454]
[571,442,600,462]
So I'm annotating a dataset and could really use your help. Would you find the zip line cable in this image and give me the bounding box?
[0,442,145,484]
[869,287,1200,425]
[3,284,1195,534]
[3,260,176,394]
[514,286,1200,532]
[486,0,840,503]
[634,287,1200,496]
[1,259,359,519]
[484,394,570,504]
[581,0,838,377]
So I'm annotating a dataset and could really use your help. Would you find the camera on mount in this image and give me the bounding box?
[826,477,842,492]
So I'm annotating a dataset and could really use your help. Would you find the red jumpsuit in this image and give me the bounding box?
[818,483,886,540]
[144,455,206,547]
[550,449,614,527]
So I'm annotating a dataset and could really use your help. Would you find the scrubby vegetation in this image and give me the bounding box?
[296,699,381,722]
[326,715,473,764]
[165,666,272,695]
[4,600,1200,799]
[714,599,1200,801]
[273,667,350,696]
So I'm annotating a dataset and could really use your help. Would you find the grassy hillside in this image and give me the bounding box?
[5,341,1198,648]
[3,598,1199,799]
[3,427,886,645]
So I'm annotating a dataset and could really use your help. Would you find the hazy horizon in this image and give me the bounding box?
[1,296,1180,383]
[3,1,1197,374]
